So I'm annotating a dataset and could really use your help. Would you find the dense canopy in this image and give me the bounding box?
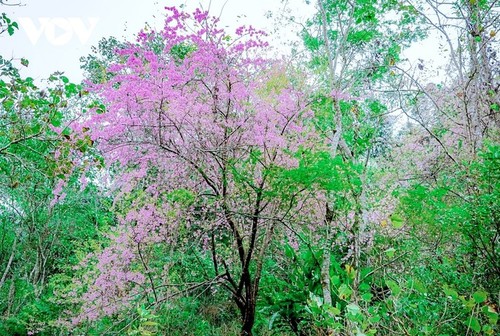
[0,1,499,336]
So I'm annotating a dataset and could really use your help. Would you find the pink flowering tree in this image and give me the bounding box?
[73,7,314,335]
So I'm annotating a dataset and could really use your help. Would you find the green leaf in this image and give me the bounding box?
[465,317,481,333]
[472,290,487,304]
[142,321,158,326]
[21,58,29,67]
[65,83,78,95]
[386,279,401,296]
[482,324,493,333]
[384,248,396,258]
[410,278,427,294]
[284,243,295,259]
[487,312,498,325]
[338,283,353,300]
[481,305,498,325]
[50,111,63,127]
[361,292,373,302]
[347,29,376,44]
[326,306,341,316]
[443,285,458,300]
[390,214,404,228]
[31,123,41,134]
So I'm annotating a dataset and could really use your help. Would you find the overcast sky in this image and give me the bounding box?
[1,0,446,85]
[0,0,314,83]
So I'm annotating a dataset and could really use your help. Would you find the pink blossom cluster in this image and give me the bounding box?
[71,6,314,323]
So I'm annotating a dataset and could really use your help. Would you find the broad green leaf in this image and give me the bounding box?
[472,290,487,304]
[465,317,481,333]
[390,214,404,228]
[384,248,396,258]
[361,292,373,302]
[411,278,427,294]
[327,306,341,316]
[386,279,401,296]
[338,283,353,300]
[482,305,498,324]
[284,243,295,259]
[443,285,458,300]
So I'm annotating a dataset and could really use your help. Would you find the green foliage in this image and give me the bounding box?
[1,13,18,36]
[0,27,111,334]
[302,31,323,51]
[1,2,498,335]
[259,242,322,334]
[386,143,500,335]
[80,36,128,84]
[399,144,500,292]
[170,42,197,62]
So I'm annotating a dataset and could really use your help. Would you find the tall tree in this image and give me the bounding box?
[72,7,314,335]
[0,8,108,334]
[295,0,425,332]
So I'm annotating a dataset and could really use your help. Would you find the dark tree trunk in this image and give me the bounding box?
[240,293,256,336]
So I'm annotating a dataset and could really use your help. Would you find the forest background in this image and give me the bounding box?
[0,0,499,335]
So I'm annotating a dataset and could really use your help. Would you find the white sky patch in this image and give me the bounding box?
[0,0,315,83]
